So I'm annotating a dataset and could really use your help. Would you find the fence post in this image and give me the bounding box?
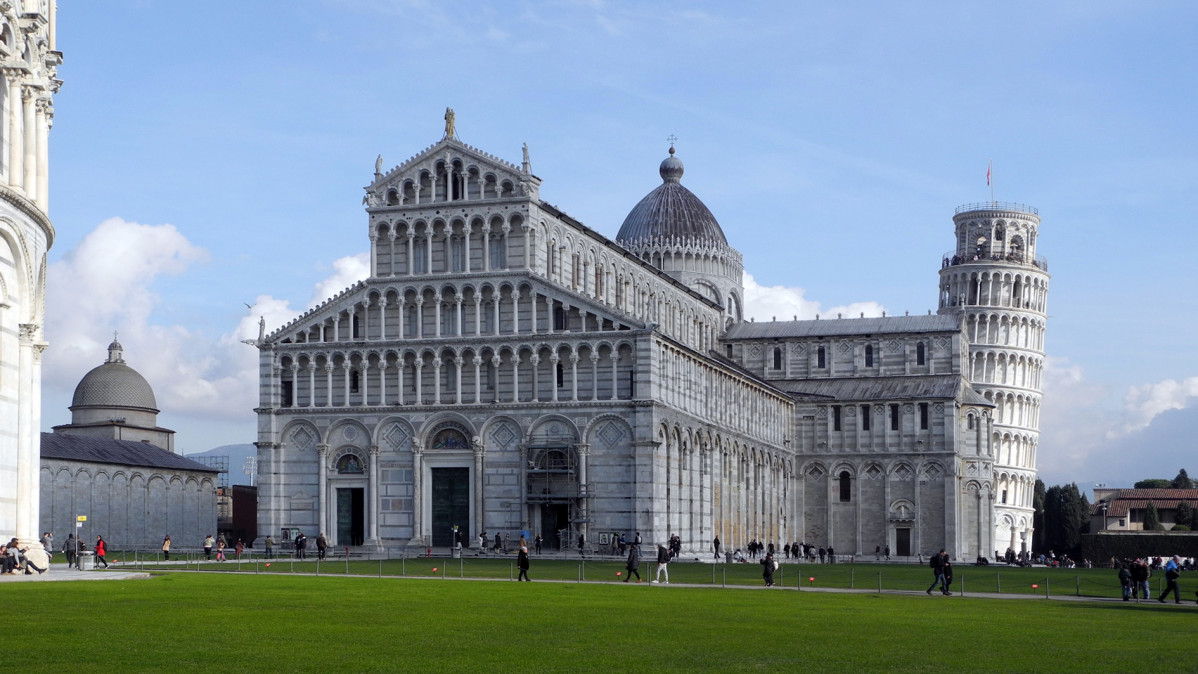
[1045,577,1050,599]
[582,560,585,582]
[878,571,882,594]
[961,574,965,596]
[460,556,463,578]
[1076,575,1080,597]
[850,568,854,589]
[379,559,383,578]
[722,568,726,588]
[997,573,1001,593]
[712,564,716,584]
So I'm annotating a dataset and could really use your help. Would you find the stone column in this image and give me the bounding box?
[369,445,381,547]
[473,356,483,404]
[569,353,579,401]
[412,446,425,544]
[22,87,35,197]
[4,72,19,187]
[342,363,352,406]
[473,441,485,540]
[529,355,540,401]
[463,225,471,271]
[510,354,520,403]
[492,293,500,336]
[609,354,619,400]
[578,443,590,544]
[317,444,329,541]
[15,325,43,544]
[433,360,442,404]
[473,296,482,336]
[396,299,405,339]
[307,364,316,407]
[377,360,388,406]
[35,100,49,210]
[323,364,334,406]
[590,354,599,400]
[482,230,491,272]
[407,233,415,275]
[500,224,511,269]
[454,296,463,336]
[426,230,433,273]
[414,362,423,403]
[396,359,405,406]
[414,297,424,337]
[378,298,387,340]
[529,291,538,334]
[549,354,560,402]
[434,295,442,338]
[454,357,464,405]
[522,223,532,272]
[389,233,398,277]
[361,362,371,406]
[289,364,298,408]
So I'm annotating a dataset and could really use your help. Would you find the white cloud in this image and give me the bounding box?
[1118,376,1198,435]
[742,271,885,322]
[42,221,369,436]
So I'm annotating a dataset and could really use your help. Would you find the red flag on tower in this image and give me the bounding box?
[986,160,992,187]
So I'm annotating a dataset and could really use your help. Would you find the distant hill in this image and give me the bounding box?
[185,443,257,486]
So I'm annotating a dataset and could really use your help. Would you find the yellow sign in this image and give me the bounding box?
[76,515,87,522]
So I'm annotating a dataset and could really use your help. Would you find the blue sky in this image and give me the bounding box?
[43,1,1198,490]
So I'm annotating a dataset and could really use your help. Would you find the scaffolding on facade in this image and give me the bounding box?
[525,428,589,550]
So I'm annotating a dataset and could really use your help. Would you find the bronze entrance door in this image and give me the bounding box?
[431,467,470,547]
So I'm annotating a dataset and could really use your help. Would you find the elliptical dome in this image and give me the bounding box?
[70,339,159,412]
[616,148,727,247]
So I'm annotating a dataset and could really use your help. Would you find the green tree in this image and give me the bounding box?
[1042,483,1090,556]
[1171,469,1193,489]
[1143,502,1162,531]
[1032,479,1047,551]
[1134,479,1171,489]
[1176,501,1194,530]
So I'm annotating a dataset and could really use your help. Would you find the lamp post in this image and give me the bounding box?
[1100,504,1108,532]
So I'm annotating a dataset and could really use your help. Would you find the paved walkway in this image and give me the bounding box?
[0,566,150,582]
[3,562,1194,608]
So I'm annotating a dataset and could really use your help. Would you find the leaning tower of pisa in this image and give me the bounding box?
[938,202,1049,556]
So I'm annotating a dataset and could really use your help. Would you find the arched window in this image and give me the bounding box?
[772,347,782,370]
[817,346,826,369]
[865,344,874,368]
[916,342,926,365]
[336,454,364,474]
[861,405,870,431]
[839,471,851,502]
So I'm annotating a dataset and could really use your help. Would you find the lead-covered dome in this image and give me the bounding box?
[616,148,727,246]
[70,338,159,412]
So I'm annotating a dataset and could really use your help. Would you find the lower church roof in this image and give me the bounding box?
[41,433,218,473]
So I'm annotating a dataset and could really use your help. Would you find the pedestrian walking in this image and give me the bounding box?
[713,535,721,560]
[265,535,274,559]
[162,535,171,561]
[63,534,78,569]
[654,543,670,584]
[316,533,328,560]
[534,534,543,555]
[95,535,109,568]
[1118,563,1132,601]
[41,532,53,562]
[624,544,641,582]
[926,549,949,595]
[761,551,776,586]
[1159,555,1183,603]
[203,534,214,560]
[517,544,531,582]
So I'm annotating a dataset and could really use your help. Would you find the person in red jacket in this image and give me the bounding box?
[95,535,109,569]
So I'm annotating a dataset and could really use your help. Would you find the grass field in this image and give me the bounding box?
[9,568,1197,672]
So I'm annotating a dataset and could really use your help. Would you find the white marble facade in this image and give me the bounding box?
[0,2,60,547]
[254,126,1048,560]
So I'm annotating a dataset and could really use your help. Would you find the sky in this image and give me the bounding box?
[41,1,1198,491]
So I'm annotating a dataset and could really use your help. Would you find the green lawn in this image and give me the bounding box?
[116,554,1196,600]
[8,571,1196,672]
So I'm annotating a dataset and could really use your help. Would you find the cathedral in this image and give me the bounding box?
[0,2,59,548]
[253,114,1048,560]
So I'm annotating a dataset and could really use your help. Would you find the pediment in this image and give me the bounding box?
[365,137,541,207]
[266,281,369,346]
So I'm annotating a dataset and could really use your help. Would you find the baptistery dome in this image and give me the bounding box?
[615,148,728,247]
[70,339,159,413]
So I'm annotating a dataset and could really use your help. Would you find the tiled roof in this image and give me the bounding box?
[40,433,219,473]
[723,314,961,340]
[1091,489,1198,517]
[773,375,974,403]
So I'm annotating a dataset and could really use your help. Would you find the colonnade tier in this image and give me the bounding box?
[378,157,524,206]
[273,276,724,357]
[0,69,57,212]
[990,431,1038,470]
[984,390,1042,429]
[274,341,639,408]
[938,268,1049,314]
[969,352,1044,390]
[965,312,1046,350]
[619,239,744,286]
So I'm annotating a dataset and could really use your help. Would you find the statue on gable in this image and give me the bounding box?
[444,107,456,139]
[375,154,383,175]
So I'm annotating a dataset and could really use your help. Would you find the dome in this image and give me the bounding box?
[616,148,727,246]
[70,339,159,412]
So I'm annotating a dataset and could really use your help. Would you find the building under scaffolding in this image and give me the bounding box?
[525,428,588,550]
